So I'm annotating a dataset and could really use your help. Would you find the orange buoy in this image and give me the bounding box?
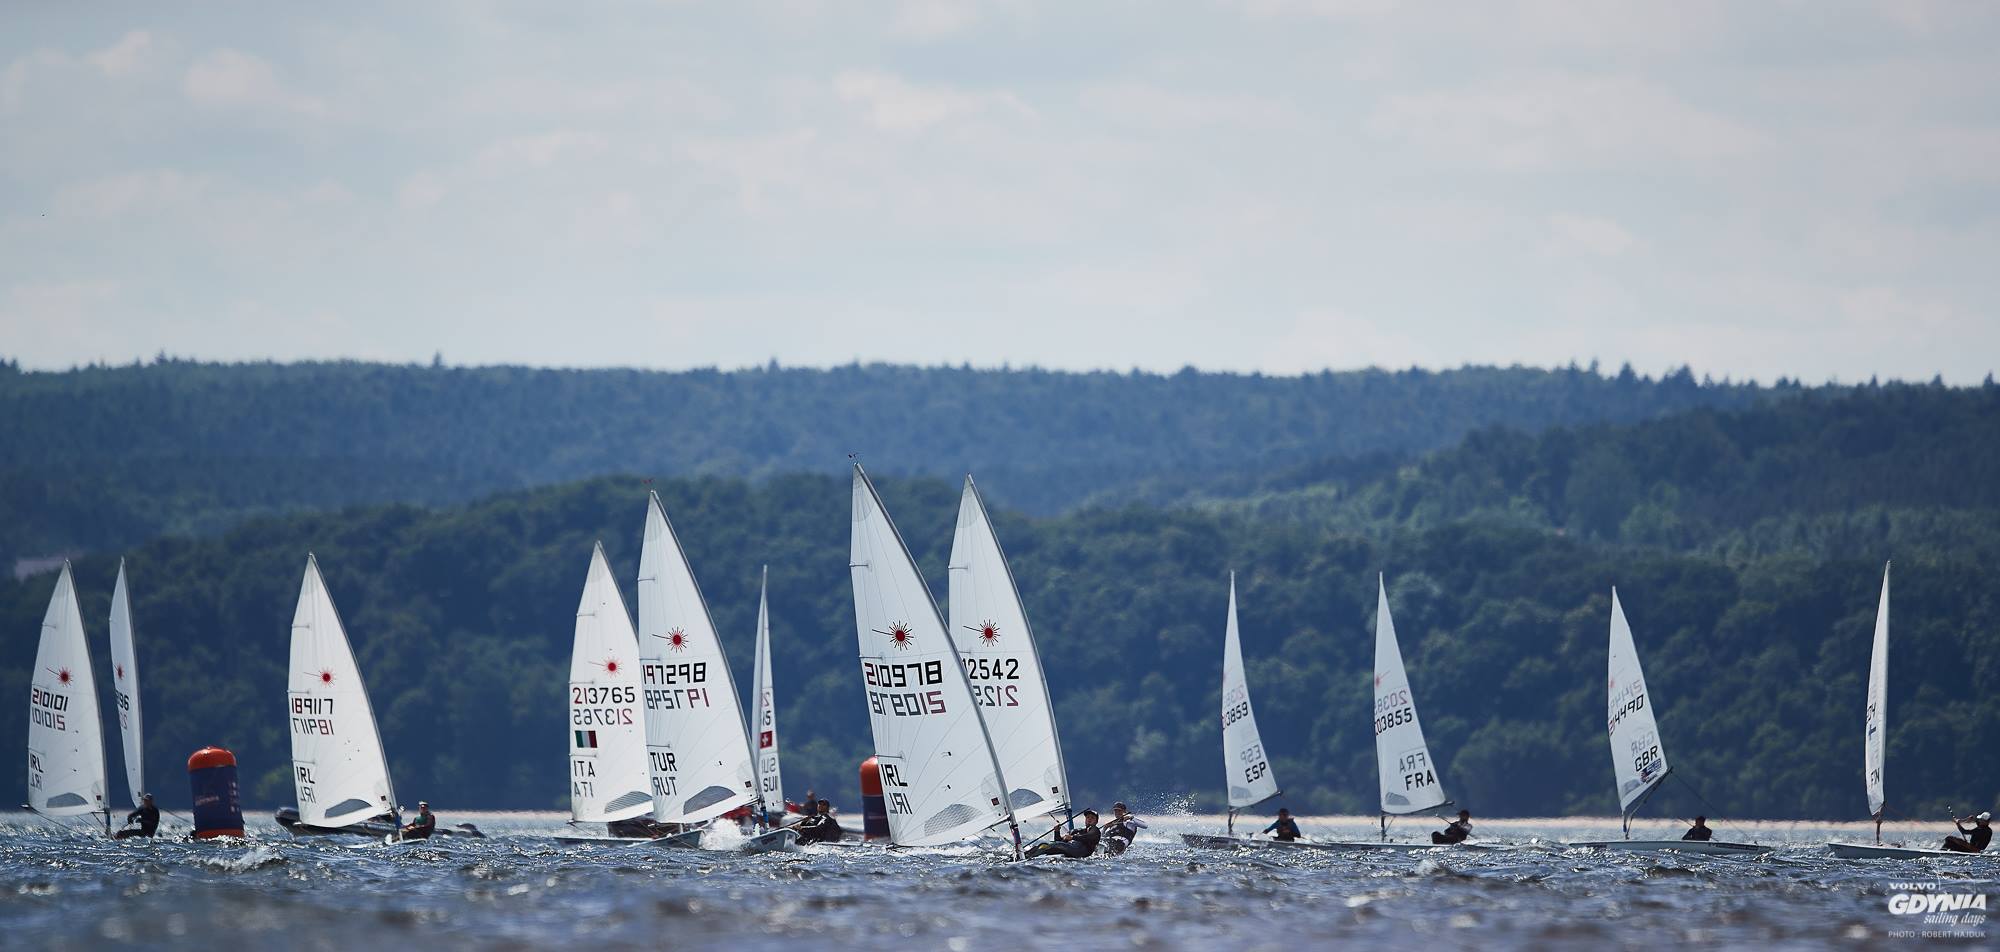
[187,747,244,839]
[859,756,890,841]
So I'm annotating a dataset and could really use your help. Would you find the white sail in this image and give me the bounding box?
[1374,575,1447,815]
[1221,574,1279,809]
[749,567,785,820]
[947,476,1070,824]
[288,555,396,828]
[1607,589,1669,816]
[849,464,1015,847]
[108,560,144,806]
[569,543,653,823]
[26,563,108,818]
[636,492,756,824]
[1865,562,1890,818]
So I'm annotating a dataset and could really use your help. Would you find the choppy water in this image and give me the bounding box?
[2,813,1993,950]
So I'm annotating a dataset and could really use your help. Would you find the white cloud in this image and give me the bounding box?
[833,70,1035,131]
[86,31,156,77]
[182,49,325,116]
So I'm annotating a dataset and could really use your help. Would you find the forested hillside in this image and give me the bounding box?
[1216,381,2000,561]
[4,383,1995,821]
[0,359,1773,562]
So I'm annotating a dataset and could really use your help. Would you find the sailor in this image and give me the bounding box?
[1682,816,1713,842]
[1262,807,1301,842]
[796,799,845,844]
[1102,802,1148,855]
[1431,809,1472,845]
[1026,809,1101,858]
[115,793,159,839]
[399,801,437,840]
[1943,811,1992,853]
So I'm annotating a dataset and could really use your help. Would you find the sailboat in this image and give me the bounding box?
[108,561,144,816]
[1312,575,1496,852]
[1184,574,1308,851]
[278,555,399,839]
[635,492,792,852]
[849,463,1021,854]
[747,567,791,835]
[1568,589,1771,856]
[1827,564,1982,859]
[947,476,1071,837]
[557,542,687,846]
[26,562,111,833]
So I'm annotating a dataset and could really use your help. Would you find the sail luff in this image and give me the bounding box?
[1220,573,1279,810]
[26,563,108,819]
[850,463,1018,847]
[1606,588,1669,818]
[947,476,1071,823]
[1374,574,1448,815]
[108,560,144,806]
[1864,562,1890,818]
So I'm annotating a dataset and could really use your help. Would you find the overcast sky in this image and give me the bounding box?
[3,2,1995,382]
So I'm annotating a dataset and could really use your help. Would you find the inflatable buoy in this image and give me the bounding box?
[860,756,889,841]
[187,747,244,839]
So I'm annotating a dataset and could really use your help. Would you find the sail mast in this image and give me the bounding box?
[108,560,145,808]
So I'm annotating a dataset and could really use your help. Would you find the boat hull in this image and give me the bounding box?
[744,828,800,853]
[274,808,484,839]
[1567,839,1772,856]
[1307,840,1501,852]
[1181,834,1350,852]
[1827,842,1991,859]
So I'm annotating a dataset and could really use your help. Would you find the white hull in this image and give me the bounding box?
[743,828,800,853]
[1827,842,1990,860]
[1568,839,1772,856]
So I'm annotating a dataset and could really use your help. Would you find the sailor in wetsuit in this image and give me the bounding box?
[1102,802,1148,855]
[1027,809,1101,859]
[399,801,437,840]
[1943,811,1992,853]
[1432,809,1472,845]
[115,793,159,839]
[1682,816,1713,841]
[1262,807,1302,841]
[795,799,845,844]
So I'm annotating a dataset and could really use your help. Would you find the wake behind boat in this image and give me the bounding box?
[1564,590,1771,857]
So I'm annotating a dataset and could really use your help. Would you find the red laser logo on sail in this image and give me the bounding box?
[320,670,334,684]
[976,621,1000,646]
[887,623,914,650]
[664,627,689,652]
[55,667,72,685]
[603,658,621,674]
[116,664,125,680]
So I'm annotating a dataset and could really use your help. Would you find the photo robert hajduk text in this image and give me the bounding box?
[1883,880,1989,940]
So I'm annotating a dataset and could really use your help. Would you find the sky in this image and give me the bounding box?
[2,1,1997,383]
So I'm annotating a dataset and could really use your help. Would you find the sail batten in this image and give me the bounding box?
[288,555,396,828]
[850,464,1016,846]
[108,561,144,806]
[1606,589,1669,818]
[569,543,652,823]
[946,477,1070,823]
[750,567,785,821]
[1864,563,1890,818]
[637,492,756,824]
[1221,574,1279,809]
[27,563,108,819]
[1374,575,1447,815]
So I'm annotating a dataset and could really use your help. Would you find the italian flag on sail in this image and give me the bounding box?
[574,730,598,749]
